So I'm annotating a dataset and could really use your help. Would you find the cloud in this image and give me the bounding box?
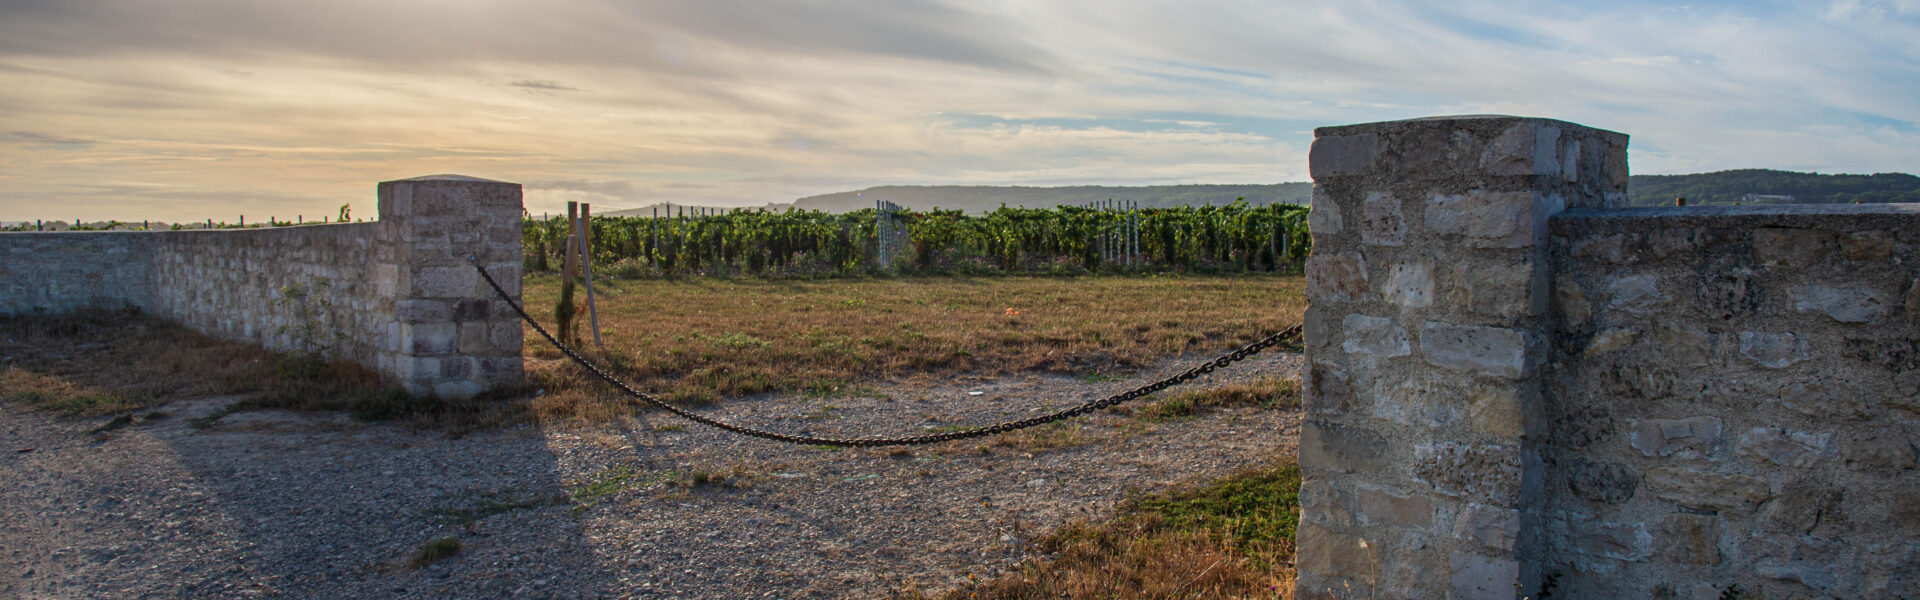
[1,0,1916,221]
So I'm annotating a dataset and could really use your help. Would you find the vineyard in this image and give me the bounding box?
[525,202,1311,278]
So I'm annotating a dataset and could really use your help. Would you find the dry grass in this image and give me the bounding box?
[521,274,1305,422]
[1127,377,1302,422]
[930,459,1303,600]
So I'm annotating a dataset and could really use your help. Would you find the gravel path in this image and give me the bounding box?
[2,351,1303,600]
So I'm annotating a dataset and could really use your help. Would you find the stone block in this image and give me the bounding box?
[1739,331,1807,369]
[1301,421,1391,474]
[433,380,483,400]
[395,356,440,380]
[1452,502,1519,554]
[1753,227,1833,268]
[1354,483,1435,530]
[1569,233,1628,264]
[1306,253,1369,303]
[440,355,474,379]
[1792,283,1889,323]
[1299,478,1353,529]
[1418,322,1528,379]
[1447,551,1519,599]
[1566,457,1639,504]
[1747,536,1846,592]
[1554,279,1591,329]
[1864,542,1920,598]
[1643,466,1770,513]
[1360,192,1406,246]
[1381,261,1434,308]
[1629,416,1723,458]
[1467,385,1522,438]
[1426,190,1543,249]
[1659,513,1722,566]
[1295,523,1377,579]
[1308,133,1380,178]
[395,299,449,324]
[1605,275,1667,317]
[1412,442,1521,505]
[1696,267,1760,319]
[489,322,524,354]
[1478,121,1559,176]
[1309,186,1343,236]
[1736,427,1833,468]
[453,298,492,321]
[1842,230,1895,261]
[1582,327,1636,357]
[1371,375,1464,430]
[1759,480,1843,534]
[1842,431,1918,471]
[411,265,479,298]
[1343,314,1412,358]
[404,322,458,355]
[458,322,490,354]
[1463,259,1537,320]
[1572,520,1651,561]
[1305,359,1353,414]
[1304,304,1339,354]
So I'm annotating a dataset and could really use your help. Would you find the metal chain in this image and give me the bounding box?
[471,259,1301,448]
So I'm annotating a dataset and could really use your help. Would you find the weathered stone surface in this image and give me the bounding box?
[1302,422,1390,474]
[1309,186,1343,236]
[1863,542,1920,598]
[1660,514,1722,566]
[1299,478,1353,529]
[1412,442,1521,505]
[1582,327,1636,357]
[1907,278,1920,325]
[1644,467,1771,512]
[1305,359,1354,414]
[1759,480,1843,534]
[1736,427,1833,468]
[1696,267,1761,319]
[1747,536,1846,592]
[1427,190,1544,248]
[1478,121,1559,176]
[1371,375,1463,429]
[1739,331,1807,369]
[1381,261,1434,308]
[1753,227,1833,268]
[1360,192,1407,247]
[1841,229,1895,261]
[1308,133,1380,178]
[1344,314,1412,357]
[1569,233,1628,264]
[1467,385,1522,438]
[1629,416,1723,458]
[1606,274,1668,316]
[1653,321,1712,367]
[1418,322,1528,379]
[1307,253,1369,303]
[1566,457,1639,504]
[1462,259,1537,320]
[1792,283,1889,323]
[404,322,458,355]
[1572,520,1651,561]
[1448,551,1519,599]
[395,298,450,323]
[1453,503,1520,554]
[1553,404,1615,448]
[1295,523,1376,578]
[1555,279,1591,328]
[1842,431,1918,471]
[1355,483,1435,530]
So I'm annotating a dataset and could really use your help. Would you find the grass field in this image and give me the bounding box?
[519,273,1305,421]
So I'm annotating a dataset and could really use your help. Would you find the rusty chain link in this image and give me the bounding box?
[472,259,1301,448]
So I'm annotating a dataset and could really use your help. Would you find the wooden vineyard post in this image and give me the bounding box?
[564,202,580,280]
[581,203,602,348]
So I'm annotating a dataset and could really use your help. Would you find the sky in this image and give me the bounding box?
[1,0,1916,222]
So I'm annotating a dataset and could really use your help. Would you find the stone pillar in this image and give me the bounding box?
[376,175,525,398]
[1295,116,1628,599]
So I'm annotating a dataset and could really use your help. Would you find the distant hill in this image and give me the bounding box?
[792,183,1312,214]
[1628,169,1920,206]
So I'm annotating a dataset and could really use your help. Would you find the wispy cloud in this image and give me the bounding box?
[0,0,1915,221]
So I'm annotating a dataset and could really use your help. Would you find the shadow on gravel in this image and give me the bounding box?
[1,401,624,599]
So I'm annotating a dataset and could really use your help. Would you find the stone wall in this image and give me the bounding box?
[1542,204,1920,598]
[0,175,524,398]
[1297,115,1920,599]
